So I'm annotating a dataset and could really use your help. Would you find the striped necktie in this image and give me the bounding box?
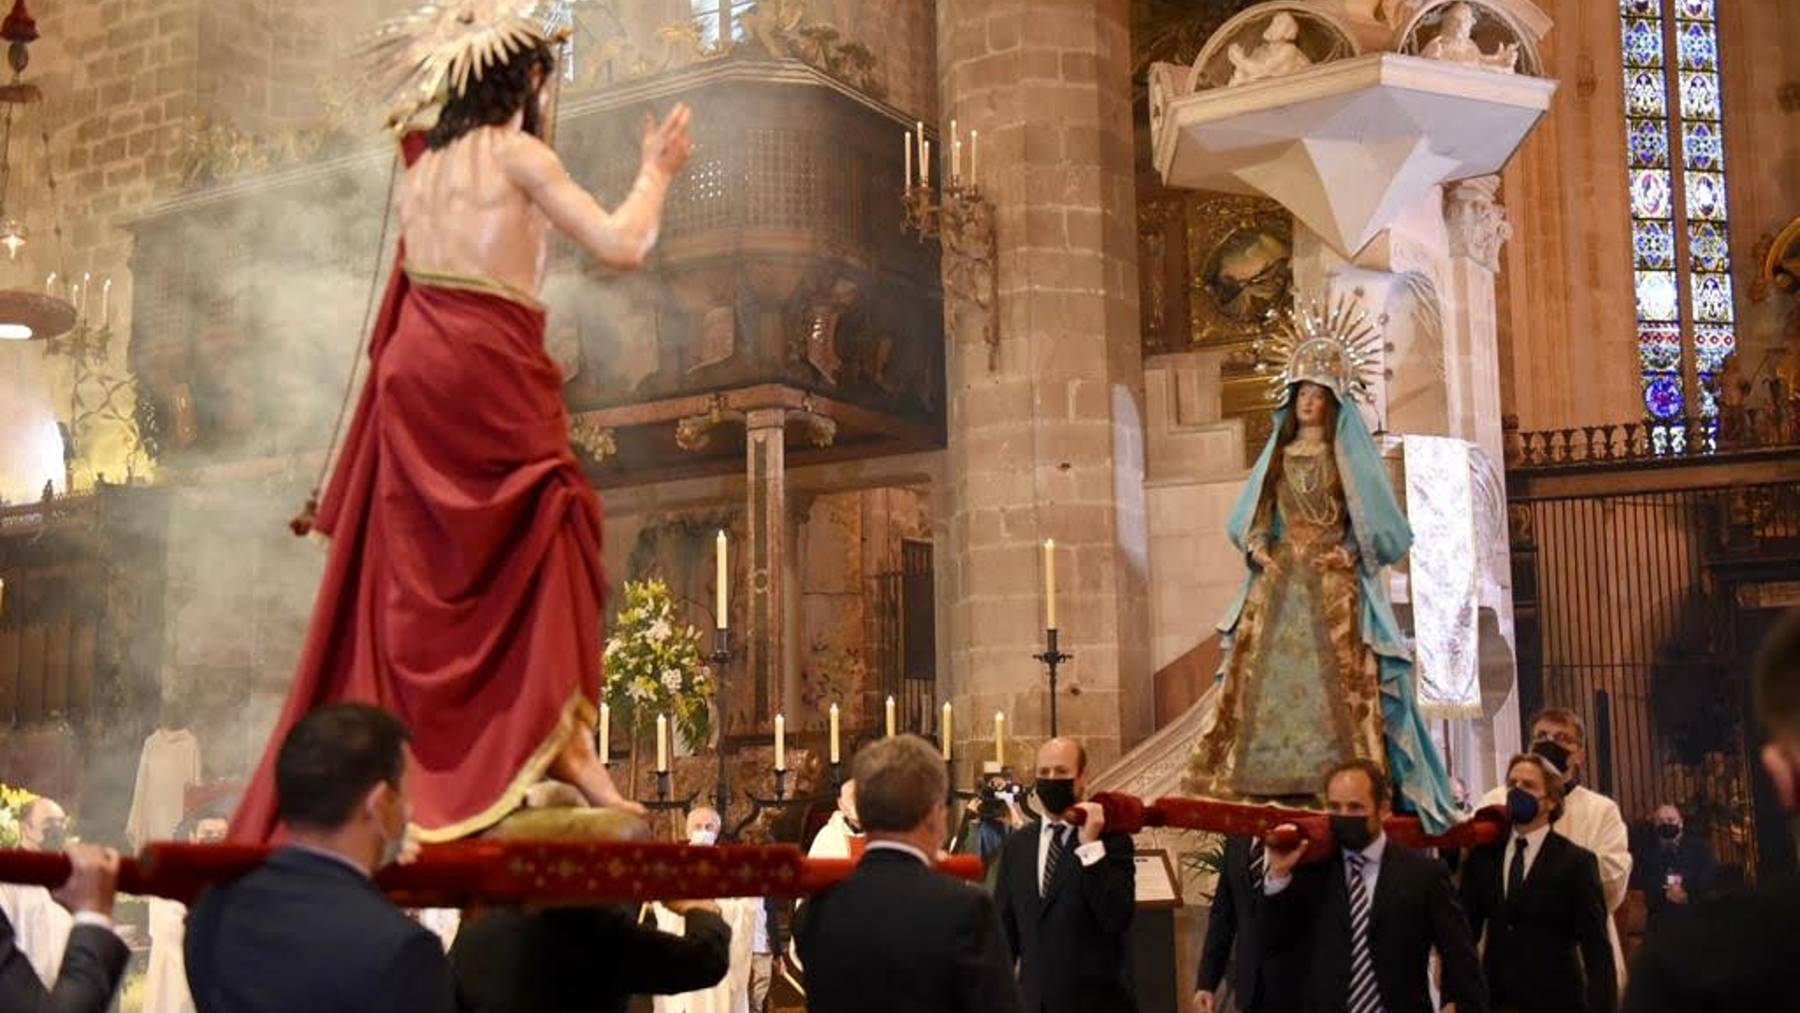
[1248,837,1266,892]
[1042,824,1068,896]
[1345,852,1383,1013]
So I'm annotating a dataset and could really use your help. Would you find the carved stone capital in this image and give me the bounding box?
[1444,174,1512,272]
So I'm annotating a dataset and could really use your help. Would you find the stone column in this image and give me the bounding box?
[936,0,1151,773]
[1444,176,1514,465]
[743,408,787,731]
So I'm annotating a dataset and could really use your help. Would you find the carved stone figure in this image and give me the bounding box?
[1420,2,1519,73]
[1227,13,1315,86]
[1444,175,1513,271]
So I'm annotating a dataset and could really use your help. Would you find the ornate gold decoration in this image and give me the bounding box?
[569,417,616,462]
[795,394,836,448]
[904,179,997,369]
[675,393,741,451]
[1186,192,1292,348]
[1254,293,1387,405]
[364,0,575,134]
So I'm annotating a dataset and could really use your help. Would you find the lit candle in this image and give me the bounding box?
[885,695,897,738]
[922,138,932,187]
[599,701,610,761]
[941,701,953,760]
[774,712,787,771]
[953,137,962,181]
[715,530,728,629]
[904,130,913,191]
[100,279,110,323]
[42,273,52,296]
[829,703,841,763]
[656,714,670,772]
[1044,539,1058,630]
[80,273,90,316]
[970,130,979,185]
[994,711,1006,767]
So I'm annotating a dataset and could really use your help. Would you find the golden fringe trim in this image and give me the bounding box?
[413,691,597,843]
[404,267,546,312]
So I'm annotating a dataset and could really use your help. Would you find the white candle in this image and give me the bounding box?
[1044,539,1058,630]
[970,130,979,185]
[829,703,841,763]
[656,714,670,772]
[941,701,953,760]
[885,695,897,738]
[43,273,52,296]
[599,702,610,761]
[953,138,962,181]
[994,711,1006,767]
[101,278,111,323]
[904,131,913,191]
[774,713,786,771]
[922,138,932,186]
[715,530,728,629]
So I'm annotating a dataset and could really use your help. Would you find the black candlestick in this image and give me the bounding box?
[711,626,733,817]
[638,768,698,813]
[1034,627,1072,736]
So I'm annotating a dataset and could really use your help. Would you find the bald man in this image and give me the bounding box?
[994,738,1137,1013]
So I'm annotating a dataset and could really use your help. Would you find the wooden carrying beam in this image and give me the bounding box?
[0,841,984,907]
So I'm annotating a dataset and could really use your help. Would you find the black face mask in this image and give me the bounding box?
[1531,740,1574,780]
[844,817,862,835]
[1505,786,1541,826]
[1656,823,1681,841]
[1035,778,1078,818]
[1330,813,1376,853]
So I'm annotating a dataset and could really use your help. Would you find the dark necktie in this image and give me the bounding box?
[1508,836,1528,897]
[1248,837,1266,892]
[1042,824,1068,897]
[1346,852,1382,1013]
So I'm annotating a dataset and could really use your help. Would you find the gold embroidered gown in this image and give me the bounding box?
[1186,437,1385,800]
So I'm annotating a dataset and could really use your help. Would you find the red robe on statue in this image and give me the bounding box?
[230,143,604,844]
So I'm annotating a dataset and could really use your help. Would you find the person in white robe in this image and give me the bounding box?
[804,780,859,860]
[141,813,228,1013]
[0,797,73,989]
[125,725,203,852]
[648,808,758,1013]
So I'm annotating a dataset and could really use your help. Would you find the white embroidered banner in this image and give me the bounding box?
[1403,434,1482,717]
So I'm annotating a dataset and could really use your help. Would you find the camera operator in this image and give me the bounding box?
[952,762,1027,884]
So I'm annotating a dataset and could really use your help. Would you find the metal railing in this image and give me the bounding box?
[1505,408,1800,471]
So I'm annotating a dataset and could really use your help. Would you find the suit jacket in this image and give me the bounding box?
[1267,840,1488,1013]
[1622,871,1800,1013]
[1198,836,1305,1013]
[0,911,127,1013]
[995,821,1137,1013]
[1460,831,1617,1013]
[451,903,729,1013]
[185,847,455,1013]
[1628,833,1718,928]
[796,846,1020,1013]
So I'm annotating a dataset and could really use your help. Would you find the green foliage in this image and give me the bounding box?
[603,578,716,750]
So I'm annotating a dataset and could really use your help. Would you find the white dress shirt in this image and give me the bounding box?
[1503,824,1552,897]
[1263,831,1387,899]
[1037,821,1106,895]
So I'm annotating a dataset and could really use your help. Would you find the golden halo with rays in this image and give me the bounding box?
[1253,293,1386,406]
[364,0,575,134]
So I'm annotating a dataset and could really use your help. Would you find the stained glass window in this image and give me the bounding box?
[1619,0,1736,439]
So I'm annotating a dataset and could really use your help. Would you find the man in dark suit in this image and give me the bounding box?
[1629,803,1718,934]
[1460,754,1615,1013]
[185,704,455,1013]
[1264,759,1487,1013]
[1626,608,1800,1012]
[0,843,129,1013]
[995,737,1137,1013]
[1193,834,1305,1013]
[796,733,1020,1013]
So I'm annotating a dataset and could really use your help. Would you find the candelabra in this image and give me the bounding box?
[903,172,998,369]
[1034,627,1072,737]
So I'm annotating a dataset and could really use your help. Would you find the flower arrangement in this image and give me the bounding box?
[0,784,39,849]
[603,578,715,751]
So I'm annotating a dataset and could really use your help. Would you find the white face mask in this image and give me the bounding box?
[688,829,718,846]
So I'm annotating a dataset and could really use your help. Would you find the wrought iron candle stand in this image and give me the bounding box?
[1034,627,1072,737]
[903,175,998,369]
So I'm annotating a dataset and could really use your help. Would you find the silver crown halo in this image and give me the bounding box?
[1252,293,1386,406]
[364,1,575,134]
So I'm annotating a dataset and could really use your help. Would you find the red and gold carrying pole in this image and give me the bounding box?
[1063,792,1508,865]
[0,841,984,907]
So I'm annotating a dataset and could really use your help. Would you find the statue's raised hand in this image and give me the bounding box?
[642,103,695,181]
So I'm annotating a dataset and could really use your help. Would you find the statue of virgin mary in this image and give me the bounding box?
[1183,302,1459,833]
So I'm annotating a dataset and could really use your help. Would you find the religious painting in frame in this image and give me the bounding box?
[1186,192,1294,349]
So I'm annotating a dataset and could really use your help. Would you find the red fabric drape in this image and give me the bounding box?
[229,241,604,844]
